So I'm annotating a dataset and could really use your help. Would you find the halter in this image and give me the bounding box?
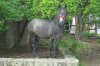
[56,16,66,21]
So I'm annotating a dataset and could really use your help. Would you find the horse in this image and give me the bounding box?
[27,5,67,57]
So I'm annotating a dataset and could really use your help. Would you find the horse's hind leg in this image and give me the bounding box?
[30,33,37,57]
[35,35,40,50]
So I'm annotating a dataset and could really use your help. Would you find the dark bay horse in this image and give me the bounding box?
[27,6,67,57]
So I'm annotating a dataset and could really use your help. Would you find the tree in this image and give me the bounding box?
[0,0,33,48]
[65,0,100,40]
[0,0,33,31]
[32,0,60,19]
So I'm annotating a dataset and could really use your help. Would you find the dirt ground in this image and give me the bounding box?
[0,36,100,66]
[80,39,100,66]
[0,42,64,58]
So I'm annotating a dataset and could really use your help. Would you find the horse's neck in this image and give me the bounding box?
[59,24,64,32]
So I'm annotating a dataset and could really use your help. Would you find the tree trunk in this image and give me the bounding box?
[75,15,84,40]
[6,29,15,48]
[14,18,28,47]
[6,22,15,49]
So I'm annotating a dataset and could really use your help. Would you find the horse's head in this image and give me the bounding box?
[56,5,67,25]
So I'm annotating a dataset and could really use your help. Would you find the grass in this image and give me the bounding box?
[60,35,86,58]
[79,62,85,66]
[59,35,86,66]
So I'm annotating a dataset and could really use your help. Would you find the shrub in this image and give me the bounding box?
[60,36,85,58]
[83,31,96,38]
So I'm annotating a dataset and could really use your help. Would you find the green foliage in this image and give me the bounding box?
[79,62,85,66]
[97,39,100,43]
[60,36,85,57]
[83,31,96,37]
[0,0,33,21]
[0,0,33,31]
[90,0,100,16]
[32,0,60,19]
[0,0,99,31]
[32,0,92,18]
[97,34,100,37]
[65,0,89,15]
[0,20,7,31]
[66,0,100,16]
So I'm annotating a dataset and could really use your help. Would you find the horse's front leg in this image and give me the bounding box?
[55,38,60,57]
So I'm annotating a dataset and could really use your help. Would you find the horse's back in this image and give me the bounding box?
[28,19,47,31]
[28,19,52,38]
